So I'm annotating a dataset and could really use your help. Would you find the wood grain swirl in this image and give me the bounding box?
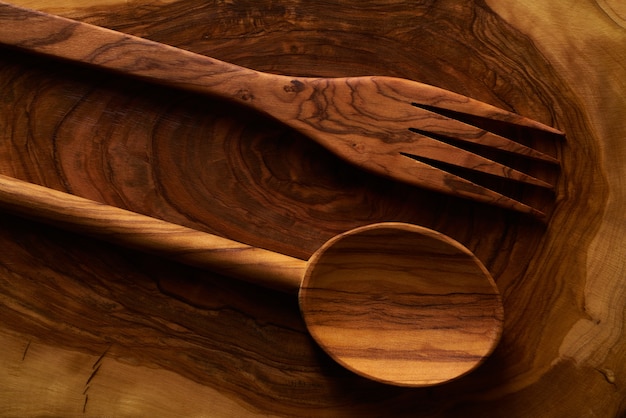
[0,3,562,216]
[1,0,623,416]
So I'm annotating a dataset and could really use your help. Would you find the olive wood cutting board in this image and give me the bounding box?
[0,0,624,416]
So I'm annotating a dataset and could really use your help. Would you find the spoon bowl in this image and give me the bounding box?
[300,223,503,386]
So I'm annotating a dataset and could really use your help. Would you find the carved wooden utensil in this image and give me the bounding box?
[0,174,503,386]
[0,2,563,218]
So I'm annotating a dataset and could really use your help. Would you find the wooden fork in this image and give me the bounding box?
[0,2,564,218]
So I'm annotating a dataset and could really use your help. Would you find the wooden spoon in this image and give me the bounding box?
[0,174,503,386]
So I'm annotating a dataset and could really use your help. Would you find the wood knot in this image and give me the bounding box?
[283,80,305,93]
[236,89,254,101]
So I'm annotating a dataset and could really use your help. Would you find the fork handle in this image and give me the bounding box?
[0,174,306,293]
[0,2,296,111]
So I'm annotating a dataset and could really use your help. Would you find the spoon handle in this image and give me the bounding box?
[0,174,306,293]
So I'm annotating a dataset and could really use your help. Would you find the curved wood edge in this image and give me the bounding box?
[300,222,504,386]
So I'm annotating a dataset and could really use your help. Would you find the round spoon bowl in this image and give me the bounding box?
[299,223,504,386]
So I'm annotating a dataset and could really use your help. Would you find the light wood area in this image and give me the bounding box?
[0,0,624,416]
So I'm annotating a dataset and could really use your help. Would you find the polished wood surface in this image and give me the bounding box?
[0,174,503,387]
[0,174,306,293]
[0,0,624,416]
[0,2,562,217]
[300,222,502,387]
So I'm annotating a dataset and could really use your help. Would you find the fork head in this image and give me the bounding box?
[292,76,564,219]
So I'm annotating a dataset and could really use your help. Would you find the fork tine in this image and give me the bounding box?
[369,153,547,218]
[409,101,565,137]
[380,76,565,136]
[409,107,560,164]
[399,132,554,189]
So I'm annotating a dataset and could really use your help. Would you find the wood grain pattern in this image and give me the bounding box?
[0,174,502,386]
[0,174,307,293]
[0,2,563,217]
[0,0,624,416]
[301,223,502,386]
